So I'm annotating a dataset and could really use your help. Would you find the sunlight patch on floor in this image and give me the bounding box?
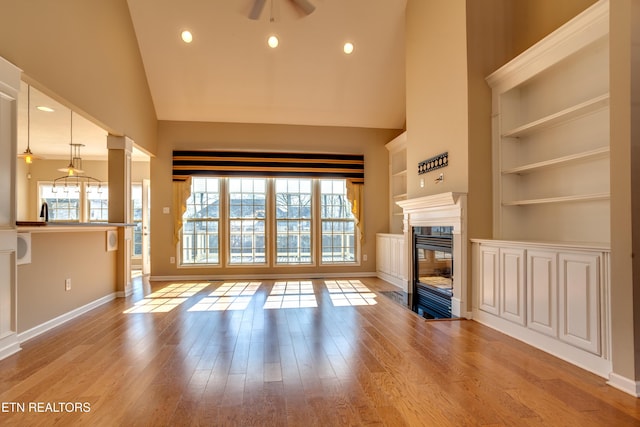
[188,282,262,312]
[325,279,377,306]
[264,281,318,309]
[124,282,211,313]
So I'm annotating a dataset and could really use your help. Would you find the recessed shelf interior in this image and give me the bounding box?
[502,146,609,175]
[490,23,610,244]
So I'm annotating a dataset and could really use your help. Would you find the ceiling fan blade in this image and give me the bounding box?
[290,0,315,15]
[249,0,267,20]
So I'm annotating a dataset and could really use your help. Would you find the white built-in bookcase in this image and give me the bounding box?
[487,1,610,244]
[473,0,612,379]
[386,131,407,235]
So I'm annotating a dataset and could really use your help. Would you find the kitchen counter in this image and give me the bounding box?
[16,222,134,233]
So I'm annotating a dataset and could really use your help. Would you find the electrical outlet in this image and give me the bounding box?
[65,278,71,291]
[170,256,176,264]
[363,254,368,262]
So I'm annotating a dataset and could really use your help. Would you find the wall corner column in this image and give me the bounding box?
[0,56,21,359]
[608,0,640,396]
[107,135,133,297]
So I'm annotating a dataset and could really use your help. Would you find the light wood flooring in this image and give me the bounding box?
[0,277,639,426]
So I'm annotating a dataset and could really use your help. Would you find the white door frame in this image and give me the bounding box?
[141,178,150,275]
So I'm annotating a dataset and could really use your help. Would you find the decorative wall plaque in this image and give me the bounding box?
[418,152,448,175]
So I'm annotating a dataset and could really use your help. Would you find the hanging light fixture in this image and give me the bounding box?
[57,111,85,176]
[53,110,102,191]
[17,85,39,164]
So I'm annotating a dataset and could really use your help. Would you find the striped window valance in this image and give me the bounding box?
[172,151,364,184]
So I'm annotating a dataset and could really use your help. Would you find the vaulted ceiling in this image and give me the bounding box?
[19,0,407,161]
[126,0,407,129]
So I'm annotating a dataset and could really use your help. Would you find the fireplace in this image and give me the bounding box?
[413,226,453,318]
[397,192,468,319]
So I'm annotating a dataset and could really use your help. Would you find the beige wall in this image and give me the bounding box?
[151,121,402,278]
[16,230,117,333]
[405,0,469,198]
[609,0,640,383]
[0,0,157,155]
[464,1,513,312]
[510,0,599,57]
[466,0,512,243]
[631,0,640,382]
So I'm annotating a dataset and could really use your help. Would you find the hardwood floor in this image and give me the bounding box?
[0,277,639,426]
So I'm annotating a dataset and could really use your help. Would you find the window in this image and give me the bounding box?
[229,178,266,264]
[180,177,358,266]
[39,182,110,223]
[39,183,81,222]
[86,184,108,222]
[182,178,220,264]
[320,180,356,263]
[275,179,312,264]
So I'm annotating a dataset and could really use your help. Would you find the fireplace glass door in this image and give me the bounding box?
[413,226,453,318]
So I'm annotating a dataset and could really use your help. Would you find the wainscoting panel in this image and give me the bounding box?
[527,250,558,337]
[559,252,601,355]
[479,245,499,315]
[500,247,526,325]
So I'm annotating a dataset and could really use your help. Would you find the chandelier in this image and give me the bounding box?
[52,111,103,193]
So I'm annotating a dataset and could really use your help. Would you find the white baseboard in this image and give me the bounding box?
[116,287,133,298]
[607,372,640,397]
[17,293,116,343]
[473,309,612,379]
[452,297,472,320]
[0,333,21,360]
[376,272,409,292]
[149,271,379,282]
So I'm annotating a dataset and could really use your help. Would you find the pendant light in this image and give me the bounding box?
[57,111,84,176]
[17,85,39,164]
[52,109,101,191]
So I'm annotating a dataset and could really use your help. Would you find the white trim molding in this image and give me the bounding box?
[17,293,116,344]
[150,271,378,282]
[607,372,640,397]
[0,334,21,360]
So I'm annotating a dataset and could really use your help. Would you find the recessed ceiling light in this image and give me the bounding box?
[343,42,354,55]
[268,35,279,48]
[36,106,54,112]
[181,30,193,43]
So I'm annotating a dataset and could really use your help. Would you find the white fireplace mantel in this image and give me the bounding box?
[396,192,464,212]
[397,192,470,319]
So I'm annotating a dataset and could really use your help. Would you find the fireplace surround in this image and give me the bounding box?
[397,192,468,318]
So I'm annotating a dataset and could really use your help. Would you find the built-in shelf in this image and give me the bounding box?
[503,192,609,206]
[480,0,611,383]
[386,131,407,235]
[488,0,610,244]
[502,94,609,138]
[502,146,610,175]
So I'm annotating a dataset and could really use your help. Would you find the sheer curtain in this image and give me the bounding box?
[172,177,192,246]
[346,180,364,243]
